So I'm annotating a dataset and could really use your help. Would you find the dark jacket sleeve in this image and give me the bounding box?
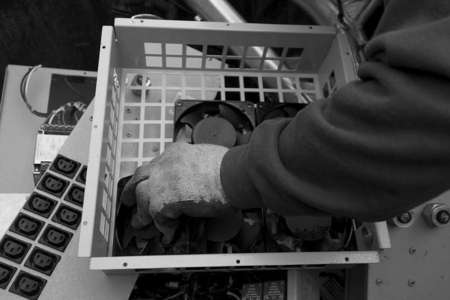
[220,0,450,221]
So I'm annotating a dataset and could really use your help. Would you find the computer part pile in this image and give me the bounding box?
[114,100,355,257]
[129,270,286,300]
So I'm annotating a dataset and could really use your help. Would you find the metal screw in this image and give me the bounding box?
[126,132,132,138]
[176,102,183,107]
[409,247,416,255]
[375,279,383,286]
[408,279,416,287]
[126,108,132,113]
[436,210,450,225]
[397,212,413,224]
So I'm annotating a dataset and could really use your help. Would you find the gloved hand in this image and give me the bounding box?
[120,142,239,243]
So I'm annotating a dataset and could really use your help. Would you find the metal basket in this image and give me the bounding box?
[79,18,389,273]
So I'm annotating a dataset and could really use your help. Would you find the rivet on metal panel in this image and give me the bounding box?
[83,221,88,226]
[408,279,416,287]
[408,247,416,255]
[437,210,450,225]
[390,211,415,228]
[375,279,383,286]
[397,212,413,224]
[422,203,450,227]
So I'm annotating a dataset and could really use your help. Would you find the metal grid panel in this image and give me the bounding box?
[84,21,388,270]
[116,69,319,180]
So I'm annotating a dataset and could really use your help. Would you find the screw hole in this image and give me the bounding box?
[309,26,313,29]
[345,257,349,262]
[236,259,240,264]
[123,262,128,267]
[102,45,106,49]
[83,221,88,225]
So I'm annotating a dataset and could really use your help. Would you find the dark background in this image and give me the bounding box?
[0,0,316,89]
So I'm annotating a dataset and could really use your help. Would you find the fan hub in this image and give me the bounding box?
[192,117,236,147]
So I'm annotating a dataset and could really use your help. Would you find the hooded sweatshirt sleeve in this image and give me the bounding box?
[220,0,450,221]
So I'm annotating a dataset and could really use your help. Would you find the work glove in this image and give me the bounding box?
[120,142,241,243]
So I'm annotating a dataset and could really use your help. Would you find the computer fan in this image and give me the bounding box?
[255,102,307,125]
[174,100,256,148]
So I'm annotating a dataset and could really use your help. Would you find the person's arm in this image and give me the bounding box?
[221,0,450,221]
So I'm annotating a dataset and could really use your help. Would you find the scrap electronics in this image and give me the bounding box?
[1,3,450,300]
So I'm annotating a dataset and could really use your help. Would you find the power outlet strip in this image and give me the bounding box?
[0,154,87,299]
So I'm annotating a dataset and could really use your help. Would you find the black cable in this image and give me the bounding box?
[20,66,49,118]
[336,0,345,24]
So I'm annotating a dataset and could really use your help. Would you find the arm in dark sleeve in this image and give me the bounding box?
[220,0,450,221]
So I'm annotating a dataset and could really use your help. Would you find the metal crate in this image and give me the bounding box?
[79,19,389,273]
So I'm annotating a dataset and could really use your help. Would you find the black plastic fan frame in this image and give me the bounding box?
[173,100,256,146]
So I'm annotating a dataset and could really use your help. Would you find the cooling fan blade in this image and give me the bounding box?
[218,103,244,129]
[192,116,237,147]
[179,111,203,128]
[174,101,255,147]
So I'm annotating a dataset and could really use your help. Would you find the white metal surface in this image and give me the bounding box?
[0,65,137,299]
[90,251,379,271]
[82,19,386,272]
[0,66,96,193]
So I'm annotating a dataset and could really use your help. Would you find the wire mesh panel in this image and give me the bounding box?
[117,69,320,179]
[80,19,388,271]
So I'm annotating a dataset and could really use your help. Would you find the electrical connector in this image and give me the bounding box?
[39,225,73,252]
[65,184,84,207]
[10,213,44,240]
[50,155,80,178]
[0,235,31,263]
[0,262,16,289]
[25,247,60,276]
[9,271,46,300]
[52,205,81,229]
[24,193,57,218]
[37,174,68,197]
[77,166,87,184]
